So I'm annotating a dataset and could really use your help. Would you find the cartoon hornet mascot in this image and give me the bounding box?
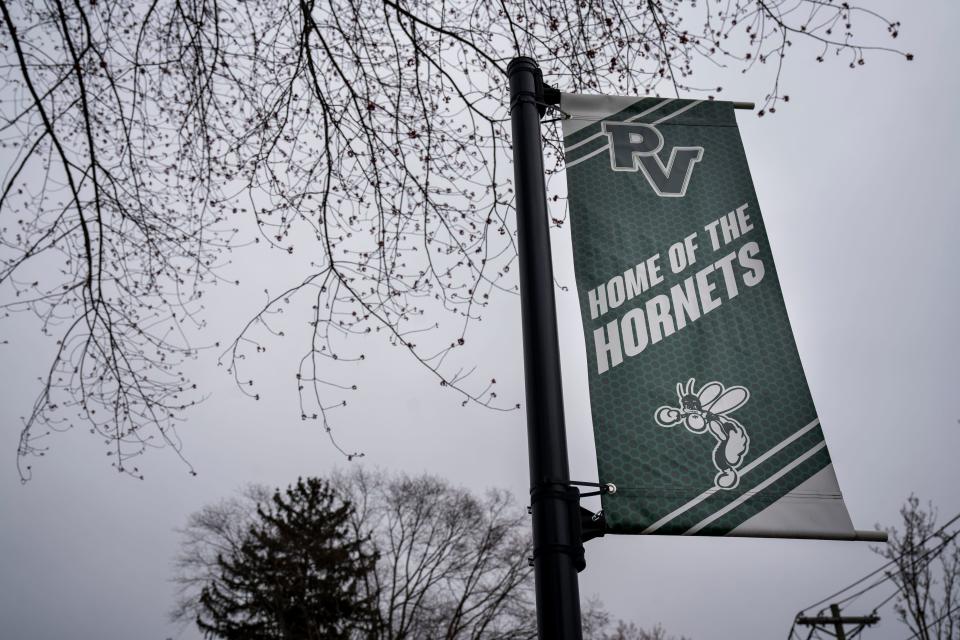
[654,378,751,490]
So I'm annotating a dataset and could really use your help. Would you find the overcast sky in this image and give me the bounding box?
[2,2,958,639]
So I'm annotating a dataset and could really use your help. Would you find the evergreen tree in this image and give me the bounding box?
[195,478,377,640]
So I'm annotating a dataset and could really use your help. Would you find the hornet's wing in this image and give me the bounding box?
[704,386,749,414]
[696,381,724,407]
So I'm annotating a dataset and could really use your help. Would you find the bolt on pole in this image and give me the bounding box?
[507,56,584,640]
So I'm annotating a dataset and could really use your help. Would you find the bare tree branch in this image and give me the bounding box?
[0,0,911,477]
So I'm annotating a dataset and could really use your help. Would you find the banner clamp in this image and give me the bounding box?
[567,480,617,498]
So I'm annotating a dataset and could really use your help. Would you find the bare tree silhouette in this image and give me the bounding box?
[875,496,960,640]
[174,470,535,639]
[174,469,685,639]
[0,0,910,477]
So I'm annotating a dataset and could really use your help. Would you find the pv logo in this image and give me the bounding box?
[602,121,703,197]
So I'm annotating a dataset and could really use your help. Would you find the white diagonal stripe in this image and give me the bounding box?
[652,100,702,125]
[641,489,720,535]
[683,441,828,535]
[641,418,821,534]
[564,145,609,169]
[626,98,676,123]
[564,131,606,154]
[731,418,820,477]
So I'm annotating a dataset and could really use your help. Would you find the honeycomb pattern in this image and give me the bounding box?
[564,99,831,535]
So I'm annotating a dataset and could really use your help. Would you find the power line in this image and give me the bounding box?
[869,589,900,616]
[834,575,893,607]
[789,509,960,639]
[801,510,960,614]
[832,524,960,610]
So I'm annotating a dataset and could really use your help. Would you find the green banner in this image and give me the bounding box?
[562,94,856,538]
